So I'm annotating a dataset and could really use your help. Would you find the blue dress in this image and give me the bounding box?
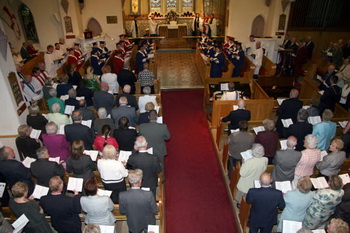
[231,50,245,77]
[210,52,225,78]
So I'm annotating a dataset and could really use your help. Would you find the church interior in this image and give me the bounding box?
[1,0,350,232]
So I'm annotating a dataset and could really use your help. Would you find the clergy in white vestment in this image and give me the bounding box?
[245,35,256,56]
[44,45,59,78]
[209,14,217,37]
[149,15,158,36]
[252,41,264,76]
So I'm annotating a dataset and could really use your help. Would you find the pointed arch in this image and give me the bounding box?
[251,15,265,37]
[87,18,103,37]
[18,3,39,43]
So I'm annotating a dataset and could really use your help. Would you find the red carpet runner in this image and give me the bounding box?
[162,90,238,233]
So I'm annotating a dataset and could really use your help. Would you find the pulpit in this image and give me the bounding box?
[158,21,187,39]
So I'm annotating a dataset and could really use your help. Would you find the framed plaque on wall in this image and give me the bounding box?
[8,72,23,106]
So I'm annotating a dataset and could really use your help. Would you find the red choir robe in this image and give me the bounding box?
[113,56,124,74]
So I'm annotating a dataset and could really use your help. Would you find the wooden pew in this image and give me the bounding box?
[238,197,251,233]
[21,52,45,75]
[260,55,276,76]
[339,160,350,174]
[222,143,229,173]
[265,165,275,174]
[135,80,161,94]
[229,162,241,199]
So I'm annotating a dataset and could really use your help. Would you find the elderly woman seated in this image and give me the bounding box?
[15,125,41,160]
[138,102,155,125]
[47,103,72,126]
[47,88,66,114]
[42,122,70,162]
[304,175,344,229]
[277,177,314,232]
[235,143,268,207]
[26,104,48,134]
[316,139,346,177]
[64,88,79,110]
[138,86,158,113]
[255,119,279,164]
[93,107,115,135]
[97,145,128,203]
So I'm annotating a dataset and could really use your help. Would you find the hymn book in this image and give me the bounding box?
[319,90,325,95]
[118,150,132,162]
[320,151,328,161]
[282,119,293,128]
[99,225,115,233]
[57,125,65,135]
[233,105,238,110]
[32,185,49,199]
[29,129,41,139]
[67,177,84,192]
[253,126,265,135]
[339,174,350,185]
[240,149,253,161]
[76,96,85,101]
[64,105,75,115]
[277,98,286,105]
[275,181,292,193]
[22,157,36,168]
[312,230,326,233]
[155,106,160,113]
[254,180,261,188]
[60,95,69,101]
[230,129,239,134]
[220,83,229,91]
[308,116,322,125]
[310,177,329,189]
[12,214,29,233]
[97,189,112,197]
[84,150,99,161]
[339,121,348,128]
[282,220,302,233]
[81,120,92,128]
[48,157,60,164]
[280,140,288,150]
[0,182,5,198]
[302,105,310,110]
[157,117,163,124]
[148,225,160,233]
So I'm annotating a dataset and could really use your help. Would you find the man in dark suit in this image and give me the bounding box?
[115,85,139,111]
[221,99,251,131]
[319,75,341,114]
[65,110,95,150]
[117,63,137,94]
[127,136,162,198]
[246,172,285,233]
[272,136,302,182]
[40,176,82,233]
[319,64,336,90]
[119,169,158,233]
[305,36,314,60]
[30,147,65,187]
[0,146,34,195]
[111,97,138,128]
[276,89,303,138]
[93,82,115,115]
[78,99,95,121]
[20,42,32,63]
[287,109,313,151]
[139,110,170,174]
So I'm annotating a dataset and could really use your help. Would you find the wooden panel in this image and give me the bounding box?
[178,26,187,38]
[21,52,45,75]
[159,26,168,38]
[261,55,276,76]
[238,197,251,233]
[299,77,320,100]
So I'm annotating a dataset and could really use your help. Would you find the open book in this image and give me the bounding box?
[60,95,69,101]
[311,177,329,189]
[64,105,75,115]
[254,180,261,188]
[29,129,41,139]
[58,125,65,135]
[308,116,322,125]
[32,185,49,199]
[339,174,350,185]
[148,225,160,233]
[339,121,348,128]
[0,182,5,198]
[277,98,286,105]
[253,126,265,135]
[99,225,115,233]
[312,230,326,233]
[282,220,302,233]
[157,117,163,124]
[282,118,293,128]
[67,177,84,192]
[118,150,132,162]
[220,83,229,91]
[84,150,99,161]
[82,120,92,128]
[275,181,292,193]
[233,105,238,110]
[230,129,239,134]
[76,96,85,101]
[320,151,328,161]
[240,149,253,161]
[12,214,29,233]
[22,157,36,168]
[48,157,60,164]
[280,140,288,150]
[97,189,112,197]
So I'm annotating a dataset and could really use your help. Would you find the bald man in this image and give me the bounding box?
[115,84,139,111]
[221,99,251,132]
[246,173,285,233]
[93,82,115,114]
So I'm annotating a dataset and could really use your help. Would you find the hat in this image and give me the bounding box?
[91,48,99,54]
[92,42,97,46]
[99,41,106,44]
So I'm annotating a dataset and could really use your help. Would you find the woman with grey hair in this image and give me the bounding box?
[42,121,70,161]
[312,109,337,151]
[47,88,66,114]
[235,143,268,207]
[93,107,115,135]
[138,86,158,113]
[293,134,321,185]
[47,103,72,126]
[255,119,279,164]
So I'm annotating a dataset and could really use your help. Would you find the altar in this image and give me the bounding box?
[158,23,187,39]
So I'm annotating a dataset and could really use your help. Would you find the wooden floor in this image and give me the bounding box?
[158,50,204,90]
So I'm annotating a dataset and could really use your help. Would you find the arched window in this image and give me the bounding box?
[182,0,193,12]
[150,0,161,12]
[87,18,103,37]
[167,0,177,11]
[18,3,39,43]
[251,15,265,37]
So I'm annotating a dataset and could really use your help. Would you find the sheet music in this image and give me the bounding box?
[60,95,69,101]
[0,182,5,198]
[233,105,238,110]
[99,225,115,233]
[67,177,84,192]
[275,181,292,193]
[155,106,160,113]
[58,125,65,135]
[277,98,286,105]
[12,214,29,233]
[302,105,310,110]
[29,129,41,139]
[339,121,348,128]
[280,140,288,150]
[220,83,229,91]
[42,113,48,119]
[312,230,326,233]
[48,157,60,164]
[157,117,163,124]
[148,225,160,233]
[64,105,75,115]
[76,96,85,101]
[282,220,303,233]
[316,74,323,82]
[241,149,253,161]
[97,189,112,197]
[230,129,239,134]
[254,180,261,188]
[84,150,99,161]
[32,185,49,199]
[319,90,324,95]
[22,157,36,168]
[311,177,329,189]
[282,118,293,128]
[339,174,350,185]
[308,116,322,125]
[320,151,328,161]
[82,120,92,128]
[253,126,265,135]
[147,147,153,154]
[118,150,132,162]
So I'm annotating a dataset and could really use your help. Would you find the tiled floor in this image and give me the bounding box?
[157,51,204,90]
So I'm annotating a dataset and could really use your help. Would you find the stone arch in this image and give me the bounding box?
[251,15,265,37]
[18,3,39,43]
[87,18,103,37]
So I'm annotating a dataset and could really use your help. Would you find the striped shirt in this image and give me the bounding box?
[295,148,321,177]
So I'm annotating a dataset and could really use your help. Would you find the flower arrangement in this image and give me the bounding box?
[165,10,179,23]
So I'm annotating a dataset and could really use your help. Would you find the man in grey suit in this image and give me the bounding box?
[119,169,158,233]
[271,136,302,182]
[78,99,95,121]
[93,82,114,115]
[111,96,138,128]
[139,110,171,174]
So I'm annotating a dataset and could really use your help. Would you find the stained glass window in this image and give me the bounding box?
[19,4,39,43]
[167,0,177,11]
[182,0,193,12]
[150,0,161,12]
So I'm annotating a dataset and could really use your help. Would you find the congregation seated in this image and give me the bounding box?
[113,117,138,151]
[9,182,53,232]
[277,176,313,232]
[111,97,138,129]
[312,109,336,151]
[93,107,115,135]
[15,125,41,160]
[67,63,82,88]
[287,109,313,151]
[93,82,115,115]
[30,146,65,187]
[93,124,118,152]
[235,143,268,206]
[76,82,94,107]
[255,119,279,164]
[65,88,80,110]
[47,103,72,126]
[42,121,70,162]
[138,102,155,125]
[80,179,116,226]
[116,84,139,111]
[84,66,100,92]
[56,75,73,97]
[101,65,119,94]
[40,176,82,233]
[47,88,66,114]
[78,99,95,121]
[316,139,346,177]
[119,169,159,233]
[221,99,251,131]
[271,136,301,182]
[97,145,128,203]
[26,104,48,135]
[138,86,158,113]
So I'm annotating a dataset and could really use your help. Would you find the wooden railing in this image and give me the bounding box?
[261,55,277,76]
[21,52,45,75]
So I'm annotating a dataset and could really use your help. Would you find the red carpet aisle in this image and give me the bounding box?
[162,90,238,233]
